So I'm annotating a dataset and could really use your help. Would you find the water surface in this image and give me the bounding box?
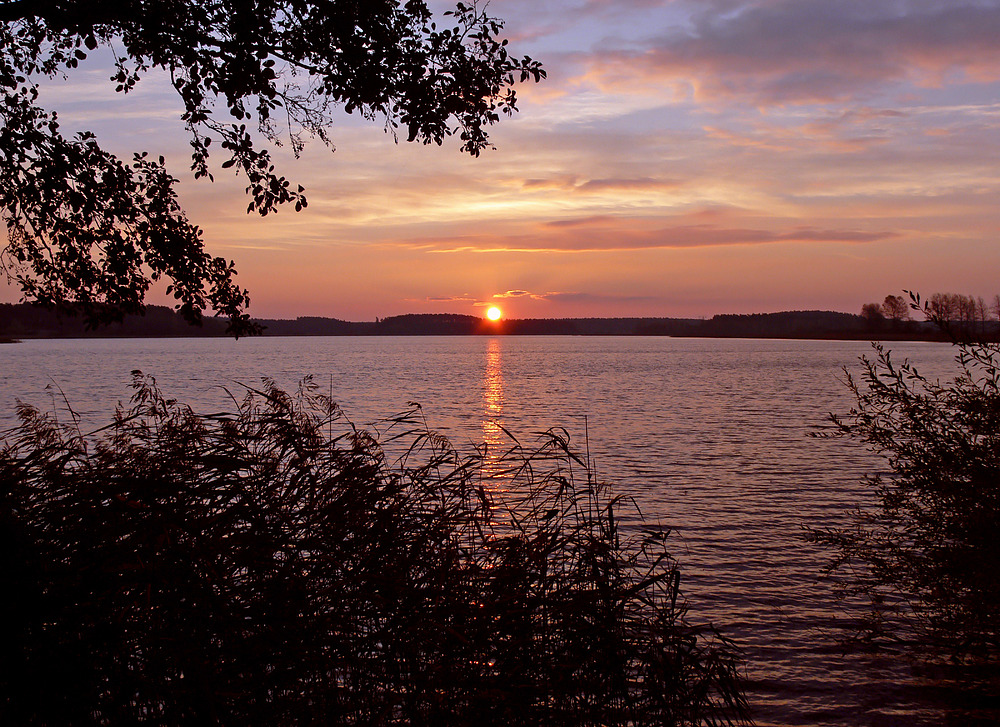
[1,335,992,725]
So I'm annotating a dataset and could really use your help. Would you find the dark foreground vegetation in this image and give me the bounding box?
[811,299,1000,660]
[0,374,749,725]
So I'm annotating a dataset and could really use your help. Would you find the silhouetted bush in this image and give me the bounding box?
[811,337,1000,659]
[1,373,749,725]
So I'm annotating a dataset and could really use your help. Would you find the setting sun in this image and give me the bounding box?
[486,306,502,321]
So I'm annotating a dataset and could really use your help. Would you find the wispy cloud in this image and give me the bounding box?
[522,177,683,193]
[424,295,478,302]
[542,215,619,229]
[531,291,658,304]
[476,288,660,306]
[393,219,900,253]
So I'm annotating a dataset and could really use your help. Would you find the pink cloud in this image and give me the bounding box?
[521,177,682,193]
[542,215,618,229]
[394,218,900,253]
[575,177,683,192]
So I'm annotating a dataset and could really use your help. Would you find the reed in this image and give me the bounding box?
[1,372,750,725]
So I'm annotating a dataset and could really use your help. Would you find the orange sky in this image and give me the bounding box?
[4,0,1000,321]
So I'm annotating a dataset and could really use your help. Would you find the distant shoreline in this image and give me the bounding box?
[0,333,958,342]
[3,303,994,342]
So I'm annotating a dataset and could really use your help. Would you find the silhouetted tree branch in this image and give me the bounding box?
[0,0,544,335]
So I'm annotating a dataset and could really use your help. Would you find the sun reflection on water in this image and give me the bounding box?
[481,337,505,482]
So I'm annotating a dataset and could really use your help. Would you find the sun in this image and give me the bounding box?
[486,306,502,321]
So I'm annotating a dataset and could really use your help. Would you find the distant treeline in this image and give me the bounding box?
[2,302,993,341]
[0,305,701,338]
[0,304,232,339]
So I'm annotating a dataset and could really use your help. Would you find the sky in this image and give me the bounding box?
[5,0,1000,321]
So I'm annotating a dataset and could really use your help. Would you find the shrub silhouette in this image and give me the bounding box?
[1,373,749,725]
[811,336,1000,659]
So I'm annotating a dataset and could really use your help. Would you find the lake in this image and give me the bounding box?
[1,335,995,725]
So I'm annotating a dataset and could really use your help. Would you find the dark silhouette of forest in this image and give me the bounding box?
[2,303,984,341]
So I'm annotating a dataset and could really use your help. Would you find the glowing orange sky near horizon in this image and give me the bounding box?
[3,0,1000,322]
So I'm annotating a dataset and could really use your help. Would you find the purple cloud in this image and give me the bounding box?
[585,1,1000,105]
